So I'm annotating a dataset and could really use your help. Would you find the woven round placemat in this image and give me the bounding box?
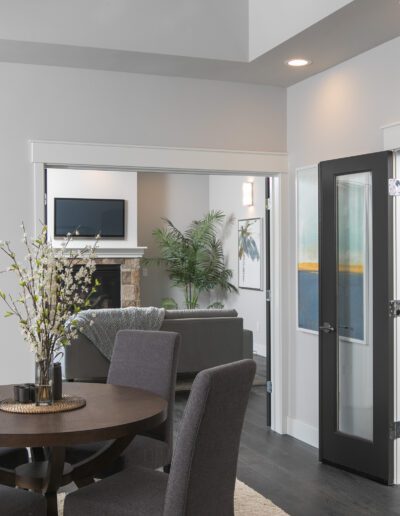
[0,395,86,414]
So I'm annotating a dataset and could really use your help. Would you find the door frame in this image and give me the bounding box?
[383,121,400,485]
[30,139,289,434]
[265,177,272,426]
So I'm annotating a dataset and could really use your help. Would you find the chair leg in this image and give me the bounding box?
[45,492,58,516]
[163,464,171,474]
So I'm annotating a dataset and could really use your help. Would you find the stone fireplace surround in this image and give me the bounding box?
[93,257,141,308]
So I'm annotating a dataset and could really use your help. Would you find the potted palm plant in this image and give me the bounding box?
[145,210,237,309]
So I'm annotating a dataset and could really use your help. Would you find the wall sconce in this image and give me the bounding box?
[242,182,253,207]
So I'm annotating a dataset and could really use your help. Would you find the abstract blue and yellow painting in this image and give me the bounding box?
[297,168,368,338]
[297,167,319,331]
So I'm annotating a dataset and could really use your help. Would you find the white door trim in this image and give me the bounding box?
[382,124,400,483]
[30,139,289,434]
[30,140,288,176]
[270,174,289,434]
[382,122,400,152]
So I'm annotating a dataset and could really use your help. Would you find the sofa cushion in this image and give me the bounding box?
[164,309,238,319]
[161,317,244,373]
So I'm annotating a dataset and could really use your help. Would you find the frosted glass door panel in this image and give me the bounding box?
[336,172,373,441]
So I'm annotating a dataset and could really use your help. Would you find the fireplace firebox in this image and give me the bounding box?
[75,264,121,309]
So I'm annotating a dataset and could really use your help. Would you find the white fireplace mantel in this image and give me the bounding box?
[95,247,146,259]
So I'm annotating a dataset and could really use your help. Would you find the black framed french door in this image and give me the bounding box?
[319,151,394,484]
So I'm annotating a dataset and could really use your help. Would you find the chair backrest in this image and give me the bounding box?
[163,359,256,516]
[107,330,180,447]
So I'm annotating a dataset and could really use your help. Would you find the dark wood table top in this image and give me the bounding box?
[0,382,167,448]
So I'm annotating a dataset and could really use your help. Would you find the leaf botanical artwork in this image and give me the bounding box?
[238,218,262,290]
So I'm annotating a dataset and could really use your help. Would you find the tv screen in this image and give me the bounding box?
[54,198,125,238]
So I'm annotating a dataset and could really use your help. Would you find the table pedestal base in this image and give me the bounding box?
[15,460,73,491]
[1,436,135,516]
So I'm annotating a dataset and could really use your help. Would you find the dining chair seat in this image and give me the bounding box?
[66,466,167,516]
[66,435,170,471]
[65,359,256,516]
[0,484,46,516]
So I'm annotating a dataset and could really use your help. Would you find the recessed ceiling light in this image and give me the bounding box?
[286,58,311,67]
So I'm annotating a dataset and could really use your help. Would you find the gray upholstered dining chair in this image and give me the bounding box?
[65,329,181,474]
[64,359,256,516]
[0,484,46,515]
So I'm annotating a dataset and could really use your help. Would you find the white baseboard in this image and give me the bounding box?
[253,348,266,358]
[286,417,319,448]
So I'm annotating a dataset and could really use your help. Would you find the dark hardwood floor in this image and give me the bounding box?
[175,355,400,516]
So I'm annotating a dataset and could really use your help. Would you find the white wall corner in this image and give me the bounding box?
[287,417,319,448]
[270,174,289,434]
[382,122,400,151]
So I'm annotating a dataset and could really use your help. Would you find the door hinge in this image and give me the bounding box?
[390,421,400,439]
[44,193,47,206]
[266,380,272,394]
[389,178,400,196]
[266,198,272,211]
[389,300,400,317]
[266,290,272,302]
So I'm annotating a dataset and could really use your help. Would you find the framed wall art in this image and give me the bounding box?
[238,218,262,290]
[297,166,319,332]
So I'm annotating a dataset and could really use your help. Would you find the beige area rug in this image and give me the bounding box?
[234,480,289,515]
[58,479,288,515]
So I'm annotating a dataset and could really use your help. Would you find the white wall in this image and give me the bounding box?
[209,176,267,356]
[47,168,138,249]
[138,172,210,308]
[286,36,400,446]
[0,61,286,384]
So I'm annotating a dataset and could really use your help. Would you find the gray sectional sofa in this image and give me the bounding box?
[64,309,253,381]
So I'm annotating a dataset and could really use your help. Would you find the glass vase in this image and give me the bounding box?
[35,359,54,406]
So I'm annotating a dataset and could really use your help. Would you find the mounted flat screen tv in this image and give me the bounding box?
[54,198,125,238]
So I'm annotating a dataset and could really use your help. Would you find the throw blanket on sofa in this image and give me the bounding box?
[69,307,165,360]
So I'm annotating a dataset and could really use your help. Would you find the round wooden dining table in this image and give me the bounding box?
[0,382,167,516]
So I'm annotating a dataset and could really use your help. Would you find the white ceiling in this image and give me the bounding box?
[0,0,399,86]
[248,0,352,60]
[0,0,249,61]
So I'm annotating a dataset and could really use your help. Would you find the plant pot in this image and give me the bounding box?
[35,359,54,406]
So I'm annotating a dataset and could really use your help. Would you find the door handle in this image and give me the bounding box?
[319,322,335,334]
